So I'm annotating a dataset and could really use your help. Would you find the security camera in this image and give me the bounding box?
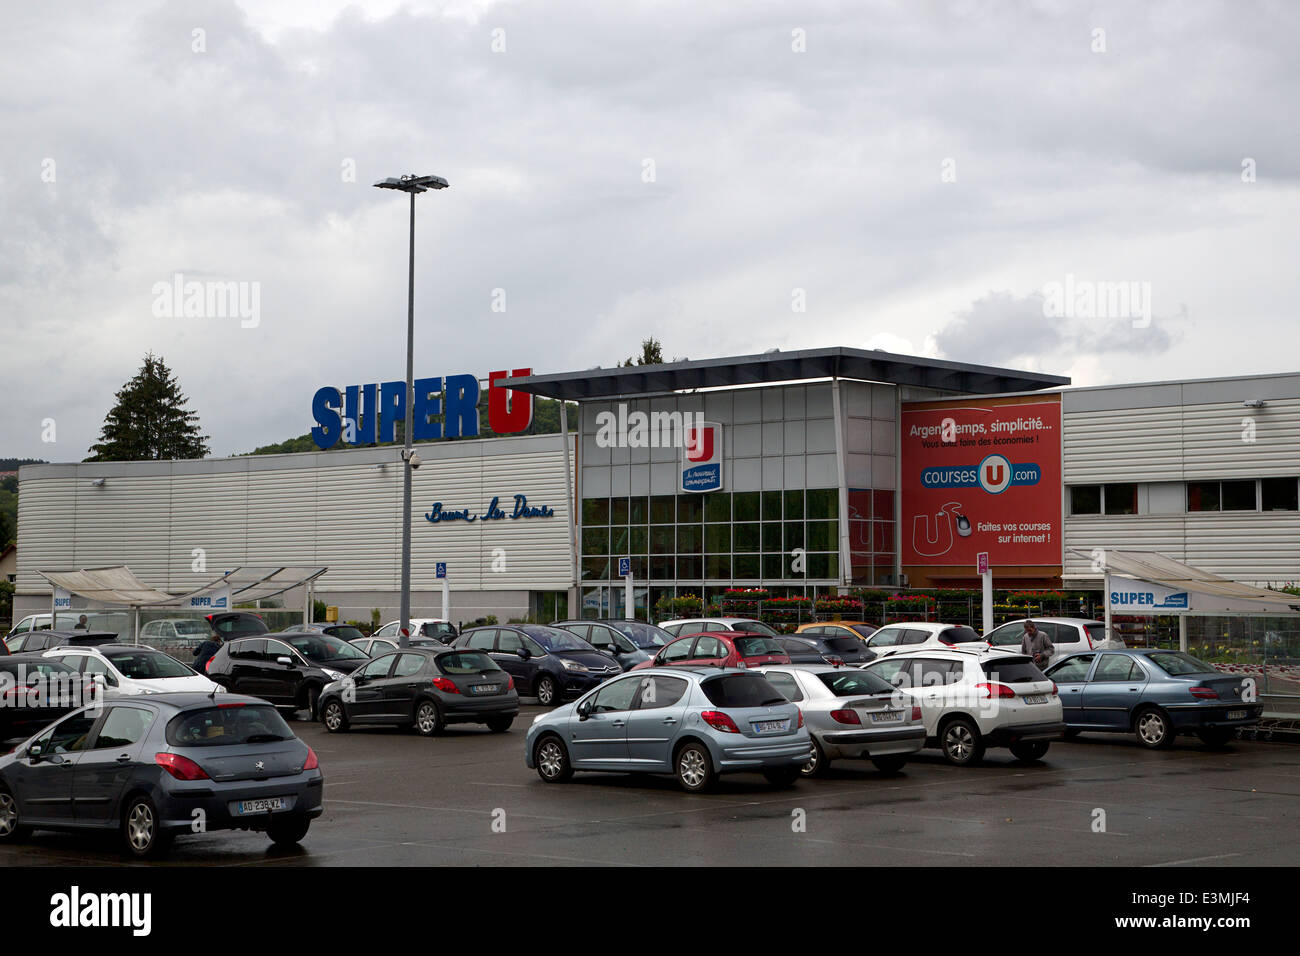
[1243,399,1265,408]
[407,452,422,470]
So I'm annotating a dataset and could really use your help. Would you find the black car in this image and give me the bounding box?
[453,625,621,706]
[6,630,118,655]
[205,633,369,718]
[204,611,269,640]
[0,655,95,743]
[319,647,519,736]
[0,693,323,858]
[552,619,672,671]
[778,635,875,666]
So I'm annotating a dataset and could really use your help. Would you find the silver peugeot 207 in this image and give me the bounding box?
[755,664,926,776]
[525,666,812,792]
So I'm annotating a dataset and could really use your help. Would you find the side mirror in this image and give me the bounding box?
[26,743,43,761]
[576,700,592,720]
[516,648,530,660]
[276,656,293,666]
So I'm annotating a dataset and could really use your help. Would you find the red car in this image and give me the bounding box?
[630,631,792,670]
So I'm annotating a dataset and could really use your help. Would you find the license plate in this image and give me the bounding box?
[1023,695,1048,705]
[237,797,284,815]
[1226,710,1246,720]
[471,685,499,695]
[870,711,903,723]
[754,720,789,733]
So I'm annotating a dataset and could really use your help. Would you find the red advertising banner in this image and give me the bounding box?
[900,396,1061,567]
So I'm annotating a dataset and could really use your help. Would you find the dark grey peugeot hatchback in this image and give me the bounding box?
[0,692,323,858]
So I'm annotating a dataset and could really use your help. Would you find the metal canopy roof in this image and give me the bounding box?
[38,565,327,609]
[500,346,1070,401]
[1069,549,1300,614]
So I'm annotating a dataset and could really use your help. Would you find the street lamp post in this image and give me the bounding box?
[374,174,449,648]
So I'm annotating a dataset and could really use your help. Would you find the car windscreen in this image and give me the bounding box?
[816,670,896,697]
[701,673,787,708]
[172,620,210,637]
[612,621,671,648]
[850,625,877,639]
[733,636,785,657]
[329,626,366,642]
[981,657,1046,684]
[730,620,781,637]
[286,633,369,663]
[167,704,295,747]
[521,626,593,652]
[105,650,196,679]
[1144,651,1216,676]
[990,627,1025,646]
[940,626,983,644]
[436,651,502,674]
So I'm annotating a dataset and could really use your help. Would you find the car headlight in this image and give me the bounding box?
[560,659,588,672]
[532,713,545,724]
[322,669,345,681]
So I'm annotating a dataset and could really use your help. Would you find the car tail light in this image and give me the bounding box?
[797,707,804,728]
[302,746,319,771]
[976,682,1016,699]
[155,752,210,780]
[1050,681,1058,695]
[506,676,515,691]
[830,709,861,725]
[823,655,844,667]
[431,677,460,694]
[217,701,245,709]
[911,705,922,721]
[1190,686,1218,699]
[700,710,740,733]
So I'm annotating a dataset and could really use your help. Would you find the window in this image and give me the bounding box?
[733,636,784,657]
[1143,652,1213,676]
[590,676,641,713]
[1103,483,1138,515]
[1071,485,1101,515]
[816,670,894,697]
[375,622,398,638]
[981,659,1047,683]
[466,629,497,652]
[915,658,961,687]
[764,671,804,702]
[1221,480,1257,511]
[437,652,499,675]
[1187,481,1220,512]
[105,650,195,680]
[231,639,266,660]
[636,675,687,709]
[37,712,99,755]
[1048,654,1094,682]
[866,658,909,686]
[732,620,780,636]
[700,673,786,708]
[359,655,395,679]
[902,629,931,645]
[167,705,292,747]
[938,626,982,645]
[693,636,726,659]
[392,654,426,679]
[1092,654,1139,682]
[869,627,903,648]
[1262,478,1299,511]
[92,707,154,749]
[659,638,697,664]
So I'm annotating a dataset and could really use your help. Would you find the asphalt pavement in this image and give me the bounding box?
[4,703,1298,867]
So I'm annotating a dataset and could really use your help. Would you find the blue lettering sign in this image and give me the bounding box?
[423,495,557,526]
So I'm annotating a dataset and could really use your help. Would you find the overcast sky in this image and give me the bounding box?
[4,0,1297,460]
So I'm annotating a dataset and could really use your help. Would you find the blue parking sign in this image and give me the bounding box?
[618,557,631,577]
[435,562,447,579]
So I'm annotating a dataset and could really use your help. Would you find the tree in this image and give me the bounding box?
[622,337,665,367]
[86,353,210,461]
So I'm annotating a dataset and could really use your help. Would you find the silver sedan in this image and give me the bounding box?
[754,665,926,776]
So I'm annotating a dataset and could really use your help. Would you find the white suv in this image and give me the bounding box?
[42,644,221,697]
[658,617,782,638]
[863,647,1065,765]
[983,618,1110,664]
[862,622,985,659]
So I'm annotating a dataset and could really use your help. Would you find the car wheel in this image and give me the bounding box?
[800,739,827,777]
[486,716,514,733]
[675,741,716,793]
[321,699,349,733]
[1009,741,1050,762]
[1198,728,1235,748]
[414,699,444,737]
[0,787,29,842]
[940,718,985,766]
[762,767,800,788]
[535,675,559,707]
[123,795,172,859]
[871,754,908,774]
[534,735,573,782]
[1134,707,1175,749]
[267,816,310,846]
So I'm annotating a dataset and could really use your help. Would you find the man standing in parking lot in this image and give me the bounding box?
[1020,620,1054,667]
[193,632,223,674]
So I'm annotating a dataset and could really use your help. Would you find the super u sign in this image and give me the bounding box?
[310,369,534,449]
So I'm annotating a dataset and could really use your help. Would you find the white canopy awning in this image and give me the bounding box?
[1069,549,1300,615]
[38,565,328,609]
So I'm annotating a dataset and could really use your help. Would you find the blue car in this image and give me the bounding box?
[551,620,672,671]
[525,666,813,791]
[1042,649,1262,748]
[454,625,621,706]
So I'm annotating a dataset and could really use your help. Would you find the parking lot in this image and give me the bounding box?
[2,701,1297,868]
